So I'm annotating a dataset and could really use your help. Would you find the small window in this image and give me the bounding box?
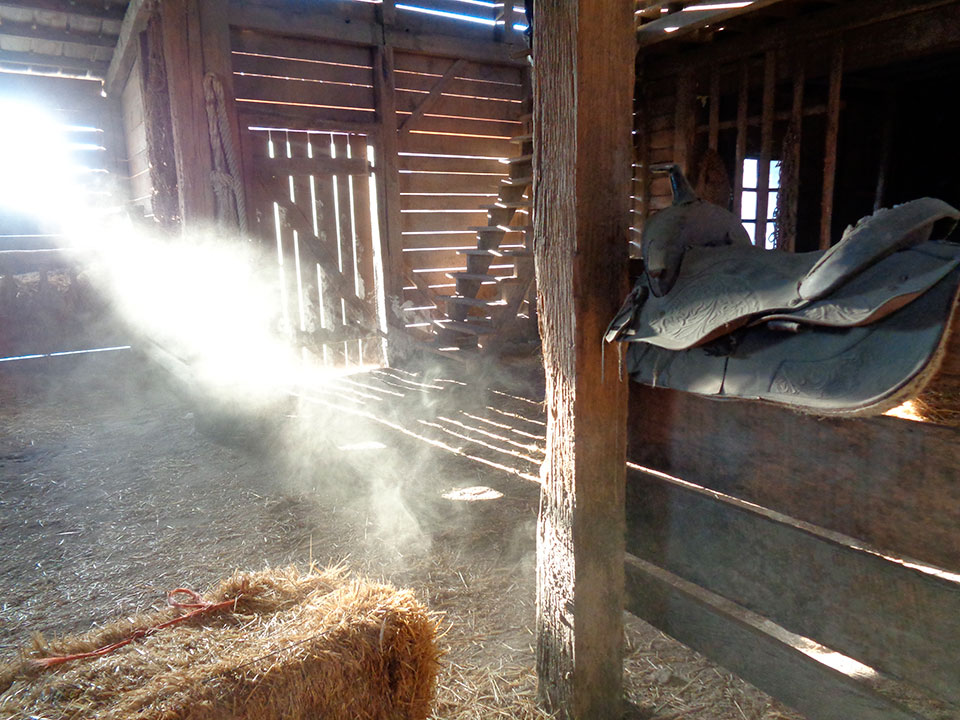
[740,158,781,249]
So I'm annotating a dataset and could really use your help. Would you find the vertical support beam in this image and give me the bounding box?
[732,60,749,218]
[160,0,214,227]
[372,46,406,333]
[780,58,804,252]
[532,0,633,716]
[673,69,695,175]
[755,50,775,248]
[158,0,241,230]
[820,38,843,250]
[874,90,896,211]
[708,67,720,152]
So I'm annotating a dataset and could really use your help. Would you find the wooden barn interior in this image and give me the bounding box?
[0,1,958,719]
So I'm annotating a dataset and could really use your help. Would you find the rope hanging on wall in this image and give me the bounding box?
[203,72,247,236]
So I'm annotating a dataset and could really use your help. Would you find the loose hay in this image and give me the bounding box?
[0,566,442,720]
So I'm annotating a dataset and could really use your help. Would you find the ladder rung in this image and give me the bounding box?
[501,154,532,166]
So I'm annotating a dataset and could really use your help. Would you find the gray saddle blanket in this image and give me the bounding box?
[606,198,960,415]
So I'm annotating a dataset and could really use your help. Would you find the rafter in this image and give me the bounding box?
[0,19,118,48]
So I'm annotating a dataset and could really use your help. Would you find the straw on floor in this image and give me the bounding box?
[0,565,442,720]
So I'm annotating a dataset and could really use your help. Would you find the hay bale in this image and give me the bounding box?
[0,566,441,720]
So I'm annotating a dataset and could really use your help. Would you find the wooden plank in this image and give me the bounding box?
[160,0,215,227]
[397,154,508,174]
[235,101,376,127]
[401,115,520,139]
[104,0,152,96]
[672,70,695,173]
[400,211,489,233]
[707,66,720,151]
[780,58,804,252]
[398,171,503,194]
[394,72,523,102]
[256,154,370,177]
[230,28,375,67]
[627,385,960,573]
[732,60,748,218]
[400,194,495,211]
[533,0,634,715]
[755,50,775,247]
[396,89,522,122]
[231,52,374,88]
[625,556,926,720]
[393,53,523,85]
[625,465,960,706]
[371,46,405,328]
[348,132,381,364]
[874,90,896,212]
[229,1,525,67]
[233,74,375,112]
[636,0,791,48]
[398,131,512,158]
[820,38,843,250]
[0,49,108,77]
[399,58,466,136]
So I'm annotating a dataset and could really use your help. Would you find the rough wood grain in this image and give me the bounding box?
[625,556,926,720]
[627,385,960,573]
[624,465,960,706]
[532,0,633,716]
[820,38,842,250]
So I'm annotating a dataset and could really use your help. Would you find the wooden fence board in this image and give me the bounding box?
[397,154,507,174]
[627,386,960,573]
[395,91,523,120]
[398,171,505,193]
[394,73,523,101]
[232,52,374,87]
[399,132,513,158]
[231,27,375,67]
[625,466,960,705]
[400,210,490,232]
[393,53,523,85]
[233,74,375,112]
[625,556,926,720]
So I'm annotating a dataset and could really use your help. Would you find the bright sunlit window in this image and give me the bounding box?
[740,157,781,249]
[0,98,78,228]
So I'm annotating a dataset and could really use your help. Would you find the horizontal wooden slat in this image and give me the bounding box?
[234,74,375,111]
[404,115,521,138]
[625,466,960,705]
[396,91,522,121]
[232,53,374,87]
[628,386,960,572]
[236,102,375,128]
[398,132,513,158]
[400,194,496,210]
[0,249,88,275]
[625,556,924,720]
[400,210,489,232]
[256,155,370,177]
[398,171,504,194]
[231,27,375,68]
[397,154,508,173]
[397,0,497,23]
[394,72,523,102]
[393,52,523,85]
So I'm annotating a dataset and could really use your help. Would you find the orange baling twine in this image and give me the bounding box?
[31,588,242,669]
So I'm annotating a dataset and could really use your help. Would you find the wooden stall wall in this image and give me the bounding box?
[392,52,526,337]
[0,73,128,361]
[626,3,960,718]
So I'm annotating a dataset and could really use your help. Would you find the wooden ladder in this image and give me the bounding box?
[432,111,537,354]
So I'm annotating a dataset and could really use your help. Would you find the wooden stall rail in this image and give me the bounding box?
[625,384,960,719]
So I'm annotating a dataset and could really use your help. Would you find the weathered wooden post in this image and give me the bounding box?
[532,0,634,717]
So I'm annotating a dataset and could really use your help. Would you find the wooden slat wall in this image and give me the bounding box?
[392,51,523,331]
[121,55,153,218]
[0,72,127,358]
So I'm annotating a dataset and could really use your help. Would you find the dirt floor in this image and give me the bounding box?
[0,351,808,719]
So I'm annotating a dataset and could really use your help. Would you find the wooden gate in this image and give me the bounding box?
[242,127,385,369]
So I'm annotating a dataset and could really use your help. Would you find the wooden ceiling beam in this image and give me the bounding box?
[104,0,152,96]
[0,0,126,23]
[0,19,118,47]
[0,47,108,77]
[637,0,792,47]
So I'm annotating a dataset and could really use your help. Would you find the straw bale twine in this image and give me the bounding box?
[0,566,441,720]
